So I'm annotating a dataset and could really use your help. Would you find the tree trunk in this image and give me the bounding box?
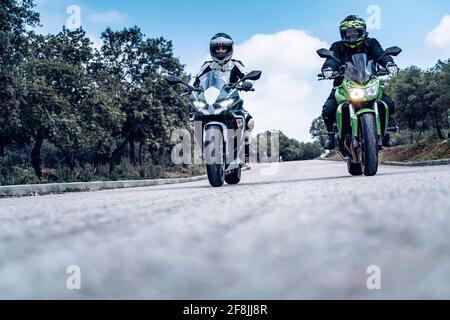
[149,146,162,165]
[139,142,144,165]
[31,134,44,178]
[434,113,445,140]
[109,137,130,173]
[61,149,75,171]
[129,138,136,165]
[0,137,6,158]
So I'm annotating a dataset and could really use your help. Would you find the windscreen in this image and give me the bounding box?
[344,53,373,84]
[197,71,230,105]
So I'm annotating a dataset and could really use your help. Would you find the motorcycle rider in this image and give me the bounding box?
[321,15,399,150]
[193,33,255,133]
[192,33,256,161]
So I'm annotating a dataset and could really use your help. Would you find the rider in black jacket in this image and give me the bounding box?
[321,15,399,149]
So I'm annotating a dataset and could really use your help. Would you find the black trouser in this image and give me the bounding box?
[322,89,396,132]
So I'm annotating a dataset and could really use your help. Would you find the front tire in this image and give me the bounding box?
[207,164,225,187]
[225,166,242,185]
[360,113,379,176]
[205,125,225,187]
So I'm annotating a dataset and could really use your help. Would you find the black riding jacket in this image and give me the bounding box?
[322,38,395,87]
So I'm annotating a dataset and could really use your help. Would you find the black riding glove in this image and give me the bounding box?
[322,67,334,79]
[386,62,399,76]
[241,81,253,92]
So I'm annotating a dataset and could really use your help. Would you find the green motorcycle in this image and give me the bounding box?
[317,46,402,176]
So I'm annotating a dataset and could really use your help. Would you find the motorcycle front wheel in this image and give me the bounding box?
[360,113,379,176]
[205,125,225,187]
[207,164,225,187]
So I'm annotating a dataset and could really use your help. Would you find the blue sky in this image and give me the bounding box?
[35,0,450,140]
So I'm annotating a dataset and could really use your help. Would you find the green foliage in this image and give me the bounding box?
[257,131,323,162]
[0,2,191,184]
[385,60,450,143]
[0,158,40,185]
[310,116,327,145]
[0,0,40,154]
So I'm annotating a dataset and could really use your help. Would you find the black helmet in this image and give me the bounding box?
[339,15,367,48]
[210,33,234,64]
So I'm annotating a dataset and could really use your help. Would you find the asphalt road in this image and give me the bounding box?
[0,160,449,299]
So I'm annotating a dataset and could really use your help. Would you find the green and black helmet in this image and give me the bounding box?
[339,15,367,48]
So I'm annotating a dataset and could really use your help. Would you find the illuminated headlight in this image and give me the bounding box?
[192,100,207,110]
[217,98,235,109]
[348,87,365,100]
[348,83,379,101]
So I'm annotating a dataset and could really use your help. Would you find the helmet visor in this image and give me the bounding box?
[342,28,365,44]
[210,43,233,61]
[214,46,232,54]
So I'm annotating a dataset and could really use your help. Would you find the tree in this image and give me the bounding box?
[385,67,430,143]
[432,60,450,138]
[257,131,322,162]
[95,27,188,170]
[21,28,125,176]
[386,63,450,143]
[310,116,327,146]
[0,0,39,156]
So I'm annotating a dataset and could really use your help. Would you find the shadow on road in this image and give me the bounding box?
[153,169,425,192]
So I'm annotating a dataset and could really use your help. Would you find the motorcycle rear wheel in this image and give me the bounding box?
[225,166,242,185]
[347,162,363,176]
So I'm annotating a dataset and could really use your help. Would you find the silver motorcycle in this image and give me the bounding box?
[166,70,262,187]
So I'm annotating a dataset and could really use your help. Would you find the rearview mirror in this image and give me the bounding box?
[243,70,262,81]
[317,48,341,63]
[165,75,184,86]
[317,48,334,59]
[384,46,402,57]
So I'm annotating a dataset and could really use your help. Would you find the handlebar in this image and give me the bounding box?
[317,72,344,81]
[375,71,391,76]
[180,86,255,97]
[236,86,255,92]
[318,70,392,81]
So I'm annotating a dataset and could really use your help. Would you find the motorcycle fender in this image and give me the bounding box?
[336,103,345,139]
[378,100,390,135]
[203,122,228,160]
[352,108,377,138]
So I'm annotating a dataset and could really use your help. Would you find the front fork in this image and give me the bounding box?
[372,101,384,149]
[346,102,384,161]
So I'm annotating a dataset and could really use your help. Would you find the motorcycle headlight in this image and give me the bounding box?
[216,98,235,109]
[348,87,365,101]
[192,100,207,110]
[364,82,379,97]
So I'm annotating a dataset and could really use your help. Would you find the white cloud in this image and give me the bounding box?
[234,29,329,141]
[88,10,127,25]
[426,15,450,59]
